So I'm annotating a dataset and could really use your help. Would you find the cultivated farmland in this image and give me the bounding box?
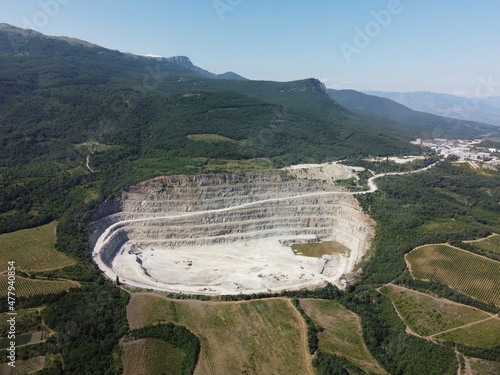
[465,234,500,255]
[300,299,386,374]
[126,294,311,375]
[0,356,45,375]
[121,338,186,375]
[435,318,500,348]
[405,244,500,306]
[380,284,492,336]
[0,222,75,272]
[0,275,79,297]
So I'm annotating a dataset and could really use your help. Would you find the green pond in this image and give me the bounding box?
[291,241,350,258]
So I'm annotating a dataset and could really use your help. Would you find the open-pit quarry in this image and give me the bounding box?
[90,162,375,295]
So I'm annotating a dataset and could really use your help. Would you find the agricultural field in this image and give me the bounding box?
[380,284,492,336]
[0,356,45,375]
[121,338,186,375]
[126,294,311,375]
[465,234,500,255]
[467,357,500,375]
[405,244,500,306]
[299,299,386,374]
[0,222,75,272]
[434,317,500,348]
[0,275,80,297]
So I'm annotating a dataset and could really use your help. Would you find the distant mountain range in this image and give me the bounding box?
[365,91,500,127]
[1,20,499,180]
[0,22,427,174]
[328,89,500,139]
[2,22,437,232]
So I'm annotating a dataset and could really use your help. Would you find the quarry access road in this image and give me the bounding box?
[85,154,94,173]
[94,161,440,257]
[363,161,439,194]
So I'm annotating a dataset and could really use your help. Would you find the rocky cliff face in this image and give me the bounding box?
[90,172,375,294]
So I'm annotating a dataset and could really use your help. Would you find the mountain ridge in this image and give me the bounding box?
[365,90,500,126]
[0,22,430,233]
[0,23,247,81]
[329,89,500,139]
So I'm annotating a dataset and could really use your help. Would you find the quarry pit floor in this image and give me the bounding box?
[112,238,349,295]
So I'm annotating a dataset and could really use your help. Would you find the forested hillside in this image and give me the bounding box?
[0,24,424,234]
[328,89,500,139]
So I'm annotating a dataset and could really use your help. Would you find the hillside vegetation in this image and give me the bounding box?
[127,295,311,375]
[328,89,500,138]
[0,221,75,272]
[381,284,495,337]
[300,299,386,374]
[0,23,427,235]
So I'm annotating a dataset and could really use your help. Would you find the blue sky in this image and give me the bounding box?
[2,0,500,95]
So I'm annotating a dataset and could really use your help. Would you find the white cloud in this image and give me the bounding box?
[145,53,163,58]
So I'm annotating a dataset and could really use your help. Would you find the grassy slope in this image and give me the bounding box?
[0,221,75,272]
[381,284,493,337]
[126,294,310,375]
[121,338,186,375]
[0,308,47,337]
[466,234,500,254]
[300,299,386,374]
[436,319,500,348]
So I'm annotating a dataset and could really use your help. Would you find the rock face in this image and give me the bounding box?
[90,171,375,295]
[282,162,364,181]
